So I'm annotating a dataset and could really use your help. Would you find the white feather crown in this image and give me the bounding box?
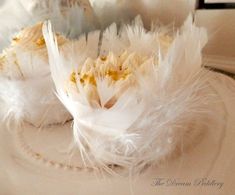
[42,15,217,171]
[0,1,96,127]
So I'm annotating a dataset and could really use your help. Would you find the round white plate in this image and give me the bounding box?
[0,72,235,195]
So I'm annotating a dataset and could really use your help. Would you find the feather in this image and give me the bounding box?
[0,76,70,127]
[0,0,97,127]
[43,14,220,173]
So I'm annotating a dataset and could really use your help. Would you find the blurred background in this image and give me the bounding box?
[0,0,234,72]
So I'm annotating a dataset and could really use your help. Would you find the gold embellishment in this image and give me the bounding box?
[0,54,6,70]
[13,53,24,78]
[100,56,107,61]
[36,36,45,46]
[70,72,77,83]
[12,36,20,43]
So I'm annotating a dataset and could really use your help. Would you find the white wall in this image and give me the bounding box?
[90,0,196,27]
[196,10,235,58]
[195,9,235,72]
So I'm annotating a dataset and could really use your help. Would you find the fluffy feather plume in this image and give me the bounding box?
[43,15,217,172]
[0,0,96,127]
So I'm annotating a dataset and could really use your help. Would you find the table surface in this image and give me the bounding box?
[0,72,235,195]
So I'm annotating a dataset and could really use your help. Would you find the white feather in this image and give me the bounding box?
[43,14,220,173]
[0,0,97,127]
